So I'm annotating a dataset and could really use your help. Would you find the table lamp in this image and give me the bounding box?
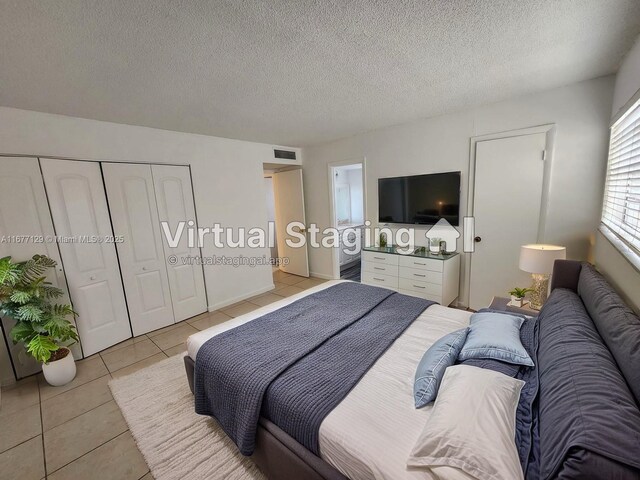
[519,244,566,310]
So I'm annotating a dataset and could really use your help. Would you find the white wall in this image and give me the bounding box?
[347,168,364,224]
[303,76,615,305]
[594,35,640,314]
[0,107,293,382]
[611,36,640,117]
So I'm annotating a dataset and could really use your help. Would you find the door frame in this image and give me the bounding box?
[327,158,367,280]
[464,124,555,307]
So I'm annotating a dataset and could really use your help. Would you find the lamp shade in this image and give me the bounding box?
[519,244,566,274]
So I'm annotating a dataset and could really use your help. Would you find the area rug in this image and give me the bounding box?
[109,353,265,480]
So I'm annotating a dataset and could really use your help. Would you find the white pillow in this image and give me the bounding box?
[407,365,525,480]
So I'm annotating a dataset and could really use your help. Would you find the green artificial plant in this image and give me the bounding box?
[0,255,78,363]
[508,287,532,299]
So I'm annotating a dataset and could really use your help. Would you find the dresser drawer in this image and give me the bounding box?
[399,289,442,304]
[398,256,443,272]
[398,266,442,284]
[399,277,442,296]
[362,251,400,266]
[362,262,399,276]
[362,270,399,289]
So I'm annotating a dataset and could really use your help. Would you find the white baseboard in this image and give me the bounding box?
[310,271,335,280]
[207,284,275,311]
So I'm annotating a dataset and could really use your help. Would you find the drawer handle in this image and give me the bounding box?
[414,262,426,266]
[373,277,385,282]
[373,256,385,260]
[414,273,426,277]
[413,285,426,289]
[374,267,385,270]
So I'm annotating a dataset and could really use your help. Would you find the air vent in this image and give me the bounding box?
[274,149,297,160]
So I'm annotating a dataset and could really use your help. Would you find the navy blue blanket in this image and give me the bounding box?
[467,309,540,477]
[194,282,433,455]
[262,292,434,454]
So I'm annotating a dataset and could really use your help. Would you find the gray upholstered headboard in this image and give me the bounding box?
[549,259,582,293]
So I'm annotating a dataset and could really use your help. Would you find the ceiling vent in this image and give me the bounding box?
[273,149,297,161]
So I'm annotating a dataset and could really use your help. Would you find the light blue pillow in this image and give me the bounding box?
[458,312,534,367]
[414,328,469,408]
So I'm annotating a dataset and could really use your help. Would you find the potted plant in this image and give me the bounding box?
[0,255,79,386]
[508,287,532,308]
[379,232,388,248]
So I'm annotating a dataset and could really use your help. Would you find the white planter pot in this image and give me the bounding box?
[510,295,524,307]
[42,348,76,386]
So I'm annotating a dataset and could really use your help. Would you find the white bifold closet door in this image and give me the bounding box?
[152,165,207,321]
[40,159,131,356]
[102,163,175,336]
[0,157,81,377]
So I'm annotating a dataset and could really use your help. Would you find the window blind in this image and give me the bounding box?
[602,97,640,254]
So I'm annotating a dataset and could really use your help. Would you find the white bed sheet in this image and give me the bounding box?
[187,280,472,480]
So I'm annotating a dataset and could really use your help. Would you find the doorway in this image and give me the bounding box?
[328,161,365,281]
[467,126,554,310]
[263,164,310,278]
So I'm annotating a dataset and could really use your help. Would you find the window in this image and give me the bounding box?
[601,97,640,254]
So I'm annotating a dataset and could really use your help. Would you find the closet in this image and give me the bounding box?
[0,157,81,377]
[102,163,175,336]
[0,156,208,368]
[41,159,132,355]
[151,165,207,321]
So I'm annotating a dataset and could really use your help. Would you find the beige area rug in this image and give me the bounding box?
[109,354,265,480]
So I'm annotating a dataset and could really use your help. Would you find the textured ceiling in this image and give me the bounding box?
[2,1,640,147]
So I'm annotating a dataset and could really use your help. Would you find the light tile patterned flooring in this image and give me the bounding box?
[0,271,326,480]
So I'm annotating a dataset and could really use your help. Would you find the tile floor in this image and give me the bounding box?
[0,270,326,480]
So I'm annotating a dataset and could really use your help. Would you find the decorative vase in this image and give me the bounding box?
[42,348,76,386]
[510,295,523,307]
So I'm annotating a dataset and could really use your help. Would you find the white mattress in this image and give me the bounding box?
[187,280,472,480]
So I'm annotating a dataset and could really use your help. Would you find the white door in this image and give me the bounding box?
[273,169,310,277]
[152,165,207,321]
[40,159,131,355]
[469,133,546,310]
[103,163,175,335]
[0,157,80,377]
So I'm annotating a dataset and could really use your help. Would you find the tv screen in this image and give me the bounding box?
[378,171,461,226]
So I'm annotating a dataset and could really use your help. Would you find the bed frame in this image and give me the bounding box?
[184,355,346,480]
[185,260,640,479]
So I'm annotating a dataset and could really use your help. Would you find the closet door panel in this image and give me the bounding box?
[152,165,207,320]
[40,159,131,355]
[0,157,80,378]
[103,163,174,335]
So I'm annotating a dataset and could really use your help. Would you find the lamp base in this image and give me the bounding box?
[529,273,549,310]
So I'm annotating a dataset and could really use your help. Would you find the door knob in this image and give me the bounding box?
[474,236,482,243]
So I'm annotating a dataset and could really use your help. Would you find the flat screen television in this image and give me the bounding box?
[378,171,461,225]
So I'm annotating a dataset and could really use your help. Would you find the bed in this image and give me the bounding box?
[184,261,640,480]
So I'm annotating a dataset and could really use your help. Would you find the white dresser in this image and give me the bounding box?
[361,247,460,306]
